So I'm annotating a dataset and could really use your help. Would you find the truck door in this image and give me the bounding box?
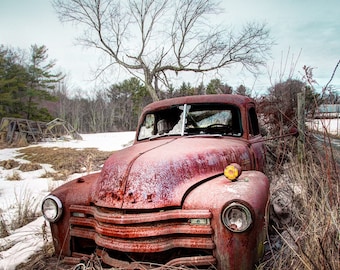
[247,105,266,172]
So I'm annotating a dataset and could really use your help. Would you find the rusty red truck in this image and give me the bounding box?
[42,94,270,269]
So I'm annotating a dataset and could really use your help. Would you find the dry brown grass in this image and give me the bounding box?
[16,146,112,179]
[11,189,40,230]
[15,238,56,270]
[258,133,340,270]
[0,146,113,181]
[0,188,41,235]
[0,213,9,238]
[19,162,42,171]
[6,170,22,181]
[0,159,20,169]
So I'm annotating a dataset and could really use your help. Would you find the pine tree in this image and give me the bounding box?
[0,46,28,118]
[0,45,64,121]
[24,45,64,120]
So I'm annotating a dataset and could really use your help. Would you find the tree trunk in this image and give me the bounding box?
[145,82,159,102]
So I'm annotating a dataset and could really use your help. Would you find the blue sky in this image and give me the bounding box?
[1,0,339,95]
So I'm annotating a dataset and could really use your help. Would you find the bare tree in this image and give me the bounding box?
[53,0,273,101]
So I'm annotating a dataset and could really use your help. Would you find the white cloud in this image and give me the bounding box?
[0,0,339,93]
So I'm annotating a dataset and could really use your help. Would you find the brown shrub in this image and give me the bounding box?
[6,170,22,181]
[0,159,20,169]
[19,163,42,172]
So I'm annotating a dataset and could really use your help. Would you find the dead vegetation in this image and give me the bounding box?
[0,146,113,181]
[17,147,112,176]
[5,170,22,181]
[11,189,41,230]
[0,159,20,169]
[19,162,42,171]
[15,242,56,270]
[1,136,339,269]
[258,132,339,270]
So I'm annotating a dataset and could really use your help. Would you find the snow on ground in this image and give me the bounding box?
[0,132,135,270]
[38,132,136,151]
[306,118,340,136]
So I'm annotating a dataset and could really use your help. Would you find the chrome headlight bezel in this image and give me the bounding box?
[41,195,63,223]
[221,202,253,233]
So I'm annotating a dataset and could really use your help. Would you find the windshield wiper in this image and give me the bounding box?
[149,133,181,140]
[187,134,223,138]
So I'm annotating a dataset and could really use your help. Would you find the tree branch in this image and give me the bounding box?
[53,0,273,101]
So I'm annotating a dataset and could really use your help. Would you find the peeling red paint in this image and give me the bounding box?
[44,94,270,270]
[93,137,253,209]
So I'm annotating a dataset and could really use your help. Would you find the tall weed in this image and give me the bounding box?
[11,188,40,230]
[259,132,339,270]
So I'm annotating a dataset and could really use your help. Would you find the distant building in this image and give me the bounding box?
[315,104,340,118]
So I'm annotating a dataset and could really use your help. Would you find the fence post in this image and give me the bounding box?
[297,91,306,161]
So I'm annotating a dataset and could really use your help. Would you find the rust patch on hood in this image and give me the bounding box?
[92,137,252,209]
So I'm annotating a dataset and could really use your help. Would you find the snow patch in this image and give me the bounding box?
[0,132,135,269]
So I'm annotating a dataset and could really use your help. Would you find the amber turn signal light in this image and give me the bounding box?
[224,163,242,181]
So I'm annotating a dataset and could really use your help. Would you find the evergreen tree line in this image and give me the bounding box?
[1,45,338,133]
[0,45,63,122]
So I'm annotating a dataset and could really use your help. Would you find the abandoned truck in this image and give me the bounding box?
[42,94,270,269]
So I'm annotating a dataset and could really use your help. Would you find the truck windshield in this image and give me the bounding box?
[137,103,242,140]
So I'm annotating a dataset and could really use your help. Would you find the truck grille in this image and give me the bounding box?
[69,205,216,268]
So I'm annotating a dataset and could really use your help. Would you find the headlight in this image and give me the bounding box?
[222,202,252,232]
[42,195,63,222]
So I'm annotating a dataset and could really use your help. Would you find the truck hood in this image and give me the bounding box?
[91,136,252,209]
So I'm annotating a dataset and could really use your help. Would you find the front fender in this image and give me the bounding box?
[182,171,270,270]
[48,172,100,256]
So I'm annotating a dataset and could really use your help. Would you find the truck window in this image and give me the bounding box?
[138,103,242,140]
[186,104,242,136]
[248,107,260,136]
[138,114,155,139]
